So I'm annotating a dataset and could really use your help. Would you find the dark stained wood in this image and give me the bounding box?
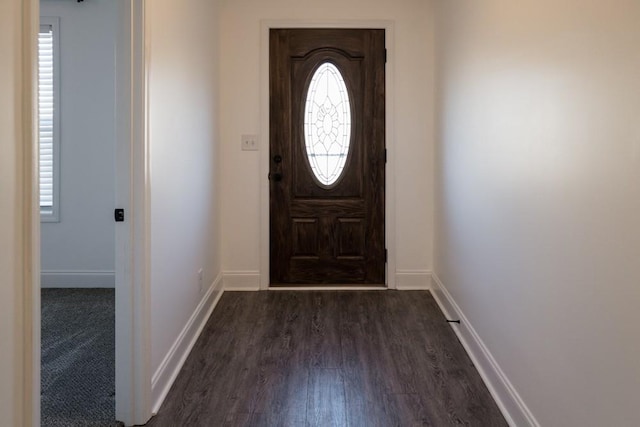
[270,29,386,286]
[307,369,347,426]
[143,291,508,427]
[304,292,342,369]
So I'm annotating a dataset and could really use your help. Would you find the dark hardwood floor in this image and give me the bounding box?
[143,291,507,427]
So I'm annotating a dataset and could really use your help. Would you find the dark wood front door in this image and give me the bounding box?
[269,29,386,286]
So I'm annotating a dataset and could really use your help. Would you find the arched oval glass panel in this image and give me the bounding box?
[303,62,352,186]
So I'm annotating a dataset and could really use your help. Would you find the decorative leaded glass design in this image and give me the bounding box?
[304,62,352,186]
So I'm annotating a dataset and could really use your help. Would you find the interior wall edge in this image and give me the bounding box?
[150,273,224,416]
[430,272,540,427]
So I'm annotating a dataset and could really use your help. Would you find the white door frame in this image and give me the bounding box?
[259,20,397,290]
[114,1,152,425]
[22,1,40,425]
[23,1,152,425]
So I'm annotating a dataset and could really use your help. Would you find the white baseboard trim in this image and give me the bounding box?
[151,273,224,414]
[269,286,387,291]
[224,270,433,291]
[430,273,539,427]
[395,270,432,290]
[223,271,260,291]
[41,270,115,288]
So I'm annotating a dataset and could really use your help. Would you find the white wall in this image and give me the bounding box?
[146,0,222,377]
[40,0,118,287]
[434,1,640,425]
[219,0,435,285]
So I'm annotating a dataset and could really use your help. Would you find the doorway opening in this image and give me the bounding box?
[33,1,150,426]
[38,1,118,424]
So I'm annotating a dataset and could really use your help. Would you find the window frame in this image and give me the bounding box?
[39,16,61,222]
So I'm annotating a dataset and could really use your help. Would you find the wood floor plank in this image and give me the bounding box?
[306,368,347,427]
[304,292,343,369]
[144,291,508,427]
[340,319,379,427]
[223,293,273,417]
[243,292,309,424]
[249,367,309,426]
[223,412,252,426]
[385,392,440,426]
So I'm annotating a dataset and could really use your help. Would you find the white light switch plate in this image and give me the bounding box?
[241,134,259,151]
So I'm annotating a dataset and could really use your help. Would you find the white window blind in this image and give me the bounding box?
[39,19,59,221]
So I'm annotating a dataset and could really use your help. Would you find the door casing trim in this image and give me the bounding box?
[114,1,153,424]
[259,20,397,290]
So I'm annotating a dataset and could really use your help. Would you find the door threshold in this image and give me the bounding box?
[268,285,387,291]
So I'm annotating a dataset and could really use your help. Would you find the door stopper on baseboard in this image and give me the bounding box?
[446,319,461,324]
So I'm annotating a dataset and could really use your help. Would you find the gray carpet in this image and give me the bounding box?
[41,288,120,427]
